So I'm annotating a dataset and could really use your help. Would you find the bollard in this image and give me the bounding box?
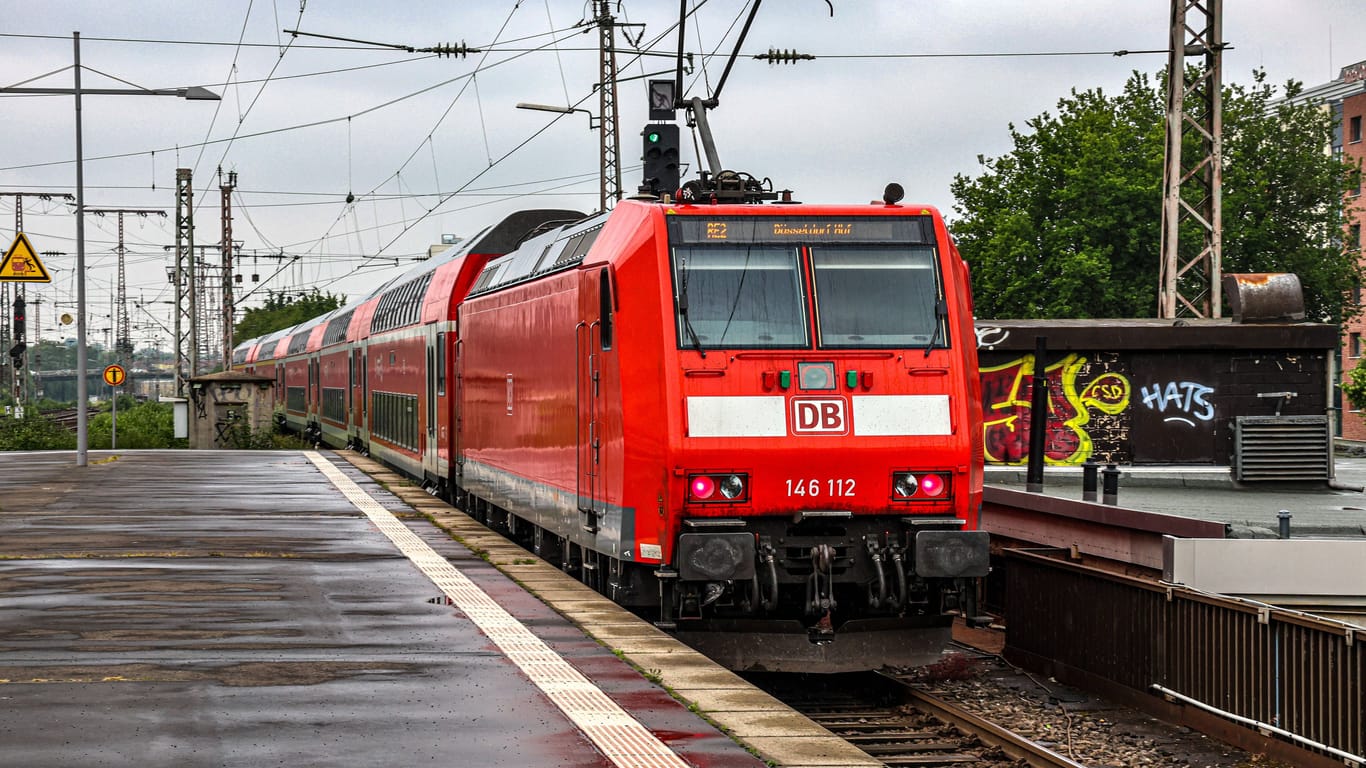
[1278,509,1292,539]
[1082,460,1099,502]
[1101,463,1120,506]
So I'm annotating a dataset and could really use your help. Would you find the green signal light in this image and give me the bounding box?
[646,131,661,143]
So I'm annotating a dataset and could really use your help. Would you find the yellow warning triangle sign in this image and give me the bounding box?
[0,233,52,283]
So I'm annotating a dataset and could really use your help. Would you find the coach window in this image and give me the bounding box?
[811,246,944,348]
[598,271,614,350]
[437,333,447,395]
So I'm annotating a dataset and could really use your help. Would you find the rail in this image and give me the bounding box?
[757,670,1091,767]
[894,681,1091,768]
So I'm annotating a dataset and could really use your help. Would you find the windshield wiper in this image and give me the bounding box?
[678,260,706,358]
[923,299,947,358]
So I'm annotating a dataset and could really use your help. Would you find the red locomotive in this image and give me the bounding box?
[235,185,988,672]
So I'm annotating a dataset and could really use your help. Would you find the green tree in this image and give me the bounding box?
[951,69,1361,321]
[234,289,343,342]
[1343,365,1366,411]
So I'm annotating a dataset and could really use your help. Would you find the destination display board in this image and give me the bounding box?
[667,215,933,246]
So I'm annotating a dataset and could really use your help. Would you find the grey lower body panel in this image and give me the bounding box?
[673,616,954,674]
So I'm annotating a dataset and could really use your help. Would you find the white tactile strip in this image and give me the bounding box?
[305,452,691,768]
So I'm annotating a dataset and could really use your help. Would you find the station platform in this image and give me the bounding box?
[985,457,1366,538]
[0,450,881,768]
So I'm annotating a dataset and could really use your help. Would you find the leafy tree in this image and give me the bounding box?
[1343,365,1366,411]
[234,289,343,342]
[952,69,1361,321]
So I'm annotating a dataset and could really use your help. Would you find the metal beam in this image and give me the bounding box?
[596,1,622,210]
[174,169,195,395]
[220,170,237,371]
[1159,0,1225,319]
[86,207,166,385]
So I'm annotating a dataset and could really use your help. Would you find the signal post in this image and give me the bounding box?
[0,233,53,409]
[103,363,126,448]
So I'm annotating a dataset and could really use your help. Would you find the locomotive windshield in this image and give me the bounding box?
[811,246,943,348]
[668,216,945,351]
[673,246,809,349]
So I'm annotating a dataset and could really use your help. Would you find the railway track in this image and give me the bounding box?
[43,407,79,429]
[748,670,1089,768]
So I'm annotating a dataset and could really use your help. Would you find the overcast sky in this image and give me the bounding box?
[2,1,1365,350]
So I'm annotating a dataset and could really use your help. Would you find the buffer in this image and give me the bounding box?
[0,233,53,282]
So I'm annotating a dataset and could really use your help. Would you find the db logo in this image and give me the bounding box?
[791,397,848,435]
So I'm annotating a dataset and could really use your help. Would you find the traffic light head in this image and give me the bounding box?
[641,123,680,196]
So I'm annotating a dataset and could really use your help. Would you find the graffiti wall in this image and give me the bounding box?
[975,321,1334,466]
[980,352,1131,464]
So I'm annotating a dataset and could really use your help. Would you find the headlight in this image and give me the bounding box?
[893,472,918,498]
[892,471,950,500]
[688,472,749,503]
[719,474,745,499]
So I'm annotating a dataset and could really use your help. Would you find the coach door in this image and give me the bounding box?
[576,268,612,533]
[423,329,439,481]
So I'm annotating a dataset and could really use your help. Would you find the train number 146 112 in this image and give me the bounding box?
[785,478,856,497]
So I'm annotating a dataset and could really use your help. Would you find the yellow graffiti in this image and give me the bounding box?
[980,353,1131,465]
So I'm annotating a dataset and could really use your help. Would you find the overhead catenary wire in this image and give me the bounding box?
[190,0,308,207]
[0,6,1178,328]
[0,27,578,176]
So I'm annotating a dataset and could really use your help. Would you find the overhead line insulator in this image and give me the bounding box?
[754,48,815,65]
[427,42,479,58]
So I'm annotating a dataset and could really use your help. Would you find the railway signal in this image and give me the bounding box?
[641,123,680,196]
[9,295,25,366]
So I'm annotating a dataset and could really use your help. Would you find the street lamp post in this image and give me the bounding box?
[516,102,618,212]
[0,31,219,467]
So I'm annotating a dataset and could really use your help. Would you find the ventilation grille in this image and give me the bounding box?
[1233,415,1330,482]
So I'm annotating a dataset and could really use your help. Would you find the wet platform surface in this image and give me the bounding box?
[986,456,1366,537]
[0,450,783,768]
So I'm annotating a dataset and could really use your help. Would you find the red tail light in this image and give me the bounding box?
[688,473,748,503]
[892,471,951,501]
[690,476,716,500]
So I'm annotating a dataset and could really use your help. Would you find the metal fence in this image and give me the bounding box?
[1003,550,1364,764]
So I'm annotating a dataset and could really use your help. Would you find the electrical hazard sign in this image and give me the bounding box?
[0,233,52,283]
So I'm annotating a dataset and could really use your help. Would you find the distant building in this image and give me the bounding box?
[427,234,462,261]
[1289,62,1366,440]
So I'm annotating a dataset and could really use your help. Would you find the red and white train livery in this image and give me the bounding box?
[236,190,988,672]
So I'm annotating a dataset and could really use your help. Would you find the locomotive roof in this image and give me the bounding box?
[467,211,609,297]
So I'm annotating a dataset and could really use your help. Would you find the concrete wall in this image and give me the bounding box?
[975,319,1336,466]
[1163,536,1366,600]
[187,373,276,449]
